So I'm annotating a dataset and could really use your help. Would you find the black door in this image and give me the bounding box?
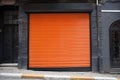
[1,6,18,63]
[3,25,18,63]
[110,20,120,68]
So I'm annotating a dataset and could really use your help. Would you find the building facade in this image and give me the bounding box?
[0,0,120,73]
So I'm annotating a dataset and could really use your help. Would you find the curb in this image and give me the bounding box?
[0,63,18,67]
[0,73,120,80]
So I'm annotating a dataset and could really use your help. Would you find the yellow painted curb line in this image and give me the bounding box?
[22,74,44,79]
[71,76,94,80]
[118,78,120,80]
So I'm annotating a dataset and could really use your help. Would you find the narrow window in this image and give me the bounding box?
[110,20,120,68]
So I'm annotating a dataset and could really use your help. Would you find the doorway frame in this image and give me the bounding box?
[18,2,99,72]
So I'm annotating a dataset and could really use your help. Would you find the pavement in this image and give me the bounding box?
[0,66,120,80]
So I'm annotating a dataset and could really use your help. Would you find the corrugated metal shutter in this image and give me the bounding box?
[29,13,90,68]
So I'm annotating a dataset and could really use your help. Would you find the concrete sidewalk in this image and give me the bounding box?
[0,73,120,80]
[0,67,120,80]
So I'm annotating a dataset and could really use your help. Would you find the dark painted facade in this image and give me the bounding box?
[100,0,120,73]
[0,0,120,73]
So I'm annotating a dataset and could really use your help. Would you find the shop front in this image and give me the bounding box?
[18,0,98,71]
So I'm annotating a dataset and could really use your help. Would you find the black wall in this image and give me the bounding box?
[23,0,95,3]
[18,6,28,68]
[0,8,3,63]
[100,0,120,73]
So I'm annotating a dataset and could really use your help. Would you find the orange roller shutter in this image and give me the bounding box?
[29,13,90,68]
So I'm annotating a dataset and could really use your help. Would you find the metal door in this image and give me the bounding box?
[29,13,90,69]
[1,7,18,63]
